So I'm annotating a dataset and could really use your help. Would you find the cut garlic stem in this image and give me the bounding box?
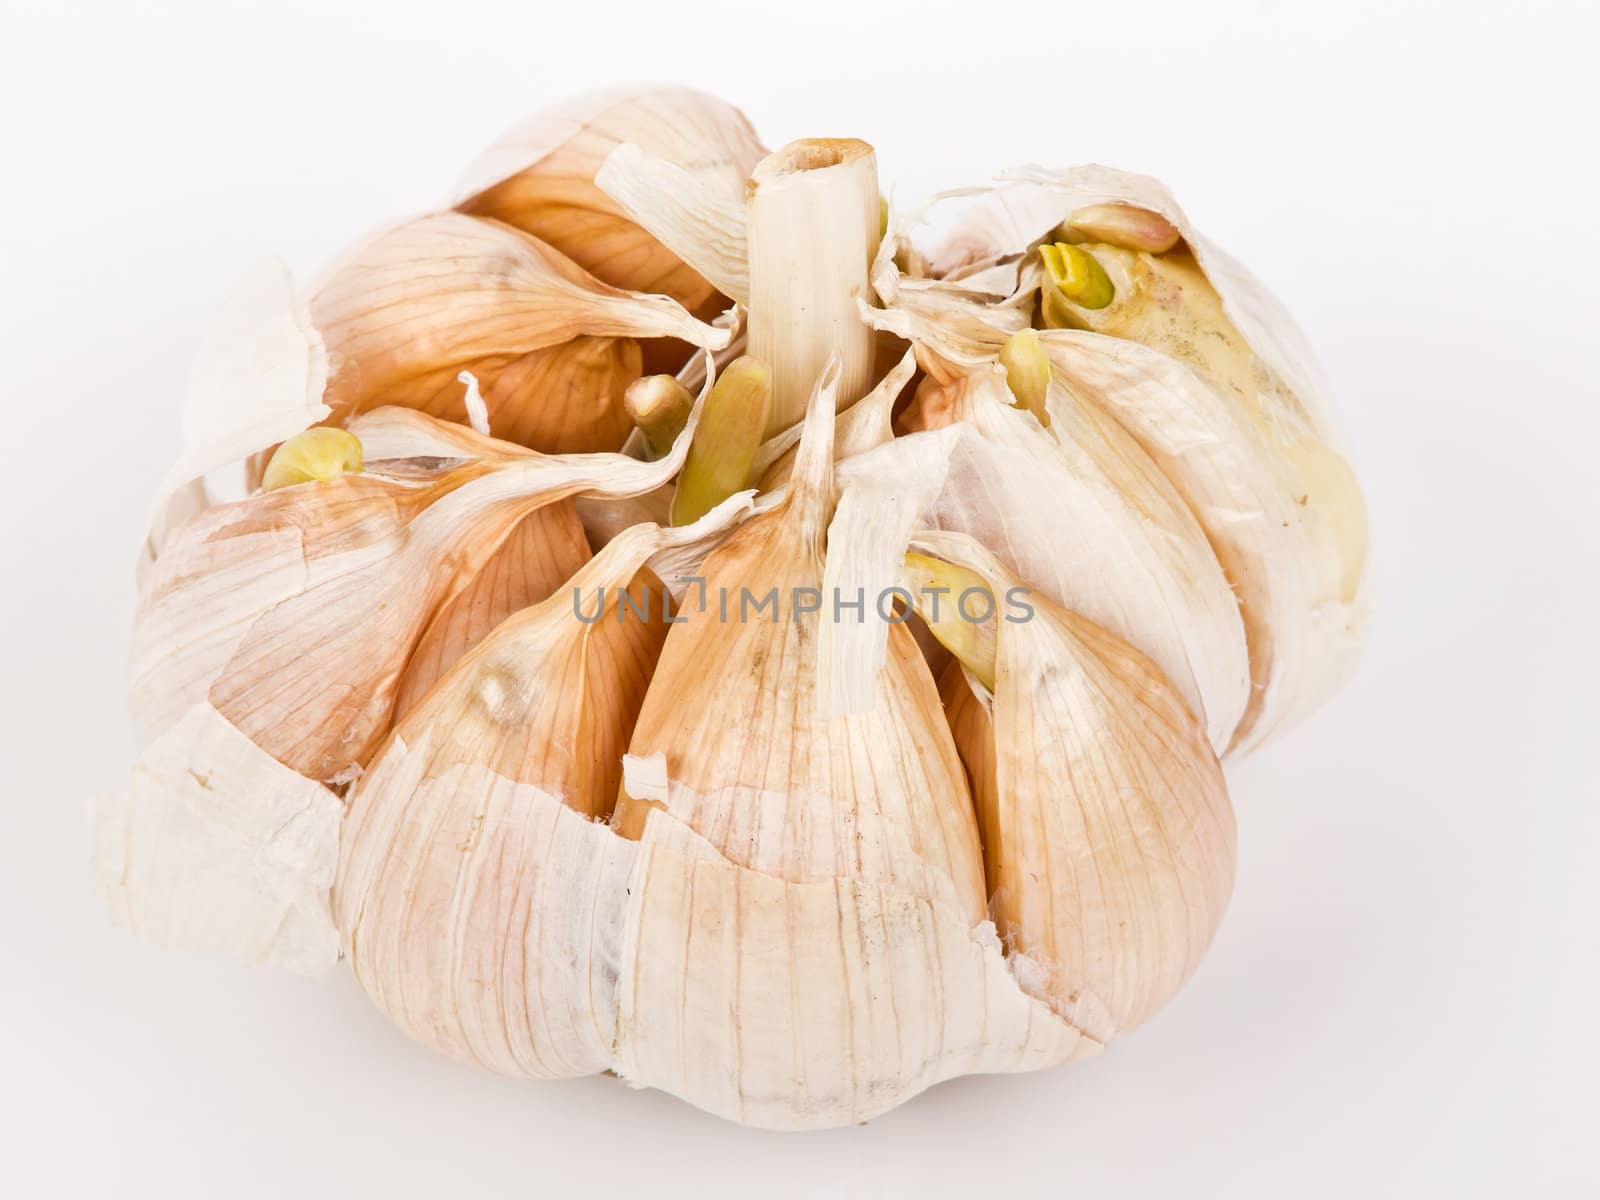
[747,138,879,435]
[624,373,695,460]
[904,552,998,690]
[669,355,772,526]
[999,329,1051,427]
[260,428,363,491]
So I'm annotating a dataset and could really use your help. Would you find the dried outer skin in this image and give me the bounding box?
[132,468,472,765]
[151,467,560,781]
[142,261,331,578]
[311,213,730,453]
[92,704,343,975]
[131,406,711,783]
[933,543,1236,1042]
[751,348,915,489]
[610,829,1096,1128]
[456,85,766,316]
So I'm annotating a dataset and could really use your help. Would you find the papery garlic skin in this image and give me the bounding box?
[610,823,1096,1129]
[604,382,1091,1127]
[894,166,1370,753]
[336,530,677,1078]
[1039,331,1366,751]
[130,398,718,781]
[132,464,546,780]
[92,705,343,974]
[895,366,1251,753]
[456,86,766,317]
[142,261,330,578]
[617,370,987,919]
[312,213,731,453]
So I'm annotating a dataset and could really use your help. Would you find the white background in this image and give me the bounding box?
[2,1,1595,1195]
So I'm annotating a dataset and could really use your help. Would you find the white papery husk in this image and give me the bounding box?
[141,260,330,581]
[884,166,1371,752]
[455,85,766,316]
[90,705,343,974]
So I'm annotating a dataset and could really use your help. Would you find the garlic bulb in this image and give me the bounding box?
[96,88,1370,1130]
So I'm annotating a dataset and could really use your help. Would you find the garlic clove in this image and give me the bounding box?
[918,532,1236,1042]
[1040,330,1368,752]
[335,515,744,1078]
[391,499,593,720]
[997,328,1051,426]
[603,375,1100,1126]
[1038,244,1261,410]
[902,552,998,690]
[860,364,1250,753]
[311,213,732,453]
[338,403,597,722]
[616,366,988,920]
[610,823,1097,1128]
[668,355,772,526]
[623,373,696,460]
[455,86,766,316]
[1060,202,1182,253]
[918,166,1341,429]
[1038,241,1116,314]
[139,463,543,780]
